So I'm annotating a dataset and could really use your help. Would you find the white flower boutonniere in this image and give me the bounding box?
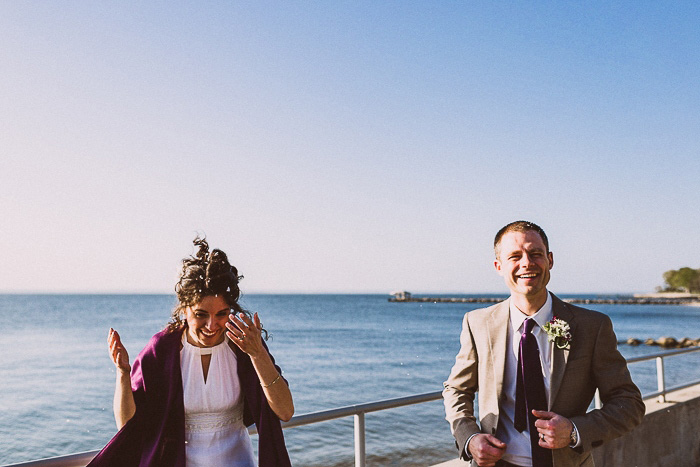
[543,316,572,350]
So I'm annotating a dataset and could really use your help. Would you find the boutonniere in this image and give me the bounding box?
[543,316,572,350]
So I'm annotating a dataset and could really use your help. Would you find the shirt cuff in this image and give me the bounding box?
[570,421,582,448]
[464,433,479,460]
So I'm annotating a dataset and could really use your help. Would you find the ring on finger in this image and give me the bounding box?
[540,433,545,441]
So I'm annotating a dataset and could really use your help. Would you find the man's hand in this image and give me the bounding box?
[467,434,506,467]
[532,410,574,449]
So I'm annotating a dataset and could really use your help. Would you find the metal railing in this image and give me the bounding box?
[6,347,700,467]
[276,390,443,466]
[594,346,700,409]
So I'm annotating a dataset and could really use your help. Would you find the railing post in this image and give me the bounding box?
[656,356,666,403]
[354,412,366,467]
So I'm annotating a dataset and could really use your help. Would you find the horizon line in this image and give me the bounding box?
[0,290,650,296]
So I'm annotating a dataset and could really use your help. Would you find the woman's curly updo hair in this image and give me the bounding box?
[167,236,266,338]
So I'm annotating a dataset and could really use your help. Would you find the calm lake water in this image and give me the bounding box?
[1,294,699,466]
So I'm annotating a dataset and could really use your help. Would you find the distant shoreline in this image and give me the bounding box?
[634,292,700,306]
[634,292,700,299]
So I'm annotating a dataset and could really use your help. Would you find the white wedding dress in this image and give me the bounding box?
[180,334,255,467]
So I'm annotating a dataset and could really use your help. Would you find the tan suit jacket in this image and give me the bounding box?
[443,293,644,466]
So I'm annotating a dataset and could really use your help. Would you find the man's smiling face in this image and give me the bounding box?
[494,229,553,302]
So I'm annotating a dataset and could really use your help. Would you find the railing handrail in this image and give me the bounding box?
[2,451,99,467]
[278,390,442,430]
[5,347,699,467]
[625,345,700,363]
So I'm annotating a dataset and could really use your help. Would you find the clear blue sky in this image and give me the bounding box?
[1,1,699,294]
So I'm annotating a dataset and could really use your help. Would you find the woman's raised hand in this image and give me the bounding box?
[227,312,295,421]
[108,328,131,373]
[109,328,136,428]
[226,312,264,358]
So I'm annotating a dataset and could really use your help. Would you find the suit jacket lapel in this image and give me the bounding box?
[487,299,511,403]
[548,293,575,410]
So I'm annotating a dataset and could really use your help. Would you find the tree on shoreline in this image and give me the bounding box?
[661,267,700,293]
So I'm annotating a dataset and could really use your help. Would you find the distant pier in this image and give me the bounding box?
[388,292,700,306]
[389,296,505,304]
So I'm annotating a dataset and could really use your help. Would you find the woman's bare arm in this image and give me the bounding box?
[227,313,295,421]
[109,328,136,429]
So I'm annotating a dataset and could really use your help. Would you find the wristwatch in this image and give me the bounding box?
[570,426,578,446]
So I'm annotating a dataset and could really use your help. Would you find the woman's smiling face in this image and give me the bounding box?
[184,295,231,347]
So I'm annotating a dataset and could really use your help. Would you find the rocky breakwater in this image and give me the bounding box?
[622,336,700,348]
[389,293,700,305]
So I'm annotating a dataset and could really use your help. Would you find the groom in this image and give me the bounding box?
[443,221,644,467]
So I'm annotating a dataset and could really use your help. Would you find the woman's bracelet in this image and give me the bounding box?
[261,373,281,388]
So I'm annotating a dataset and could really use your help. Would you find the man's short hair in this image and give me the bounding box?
[494,220,549,258]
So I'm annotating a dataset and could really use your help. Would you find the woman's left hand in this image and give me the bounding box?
[226,312,264,358]
[228,311,295,422]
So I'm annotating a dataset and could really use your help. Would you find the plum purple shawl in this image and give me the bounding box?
[87,327,291,466]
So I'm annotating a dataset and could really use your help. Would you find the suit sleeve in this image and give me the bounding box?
[569,315,645,451]
[443,312,482,459]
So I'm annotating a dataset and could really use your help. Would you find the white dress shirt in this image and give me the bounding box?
[496,293,554,466]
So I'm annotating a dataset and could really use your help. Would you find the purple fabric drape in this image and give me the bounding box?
[87,327,291,466]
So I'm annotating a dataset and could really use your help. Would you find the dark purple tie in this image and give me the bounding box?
[514,318,553,467]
